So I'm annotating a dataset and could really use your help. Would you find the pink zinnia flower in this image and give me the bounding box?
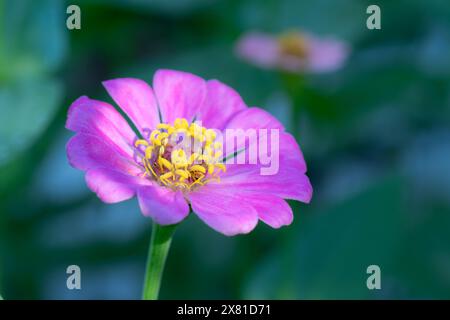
[66,69,312,236]
[236,30,350,73]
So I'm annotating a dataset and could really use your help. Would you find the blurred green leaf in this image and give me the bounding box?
[238,0,365,42]
[395,204,450,298]
[245,176,407,299]
[0,0,66,173]
[81,0,219,15]
[278,0,366,41]
[0,0,67,81]
[0,78,63,166]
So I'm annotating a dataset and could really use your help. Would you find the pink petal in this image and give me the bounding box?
[197,79,247,130]
[277,132,307,173]
[219,107,312,202]
[103,78,160,135]
[217,157,312,203]
[307,36,350,73]
[66,134,142,175]
[66,96,137,158]
[197,186,293,228]
[244,194,293,228]
[214,133,312,203]
[85,168,150,203]
[188,187,259,236]
[225,107,284,131]
[235,32,279,69]
[137,186,189,225]
[153,69,207,123]
[223,107,285,158]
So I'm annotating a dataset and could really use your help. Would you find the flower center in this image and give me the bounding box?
[135,118,226,191]
[278,31,309,59]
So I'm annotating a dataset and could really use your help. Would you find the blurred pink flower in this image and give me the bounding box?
[235,30,350,73]
[66,69,312,236]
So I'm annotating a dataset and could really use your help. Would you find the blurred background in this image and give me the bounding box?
[1,0,450,299]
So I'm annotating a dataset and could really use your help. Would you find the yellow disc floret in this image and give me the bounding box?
[278,31,309,59]
[135,118,226,191]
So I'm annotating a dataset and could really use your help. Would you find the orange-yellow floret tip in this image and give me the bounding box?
[137,118,225,191]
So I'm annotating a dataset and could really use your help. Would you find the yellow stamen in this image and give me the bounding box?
[135,139,149,147]
[150,129,160,141]
[157,123,171,130]
[175,169,190,179]
[160,171,173,181]
[153,138,161,146]
[158,157,173,171]
[215,163,226,172]
[145,147,153,159]
[138,117,226,191]
[190,165,206,174]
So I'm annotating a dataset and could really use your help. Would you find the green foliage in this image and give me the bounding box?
[0,79,62,166]
[0,0,449,299]
[1,0,67,79]
[0,0,66,168]
[244,177,406,299]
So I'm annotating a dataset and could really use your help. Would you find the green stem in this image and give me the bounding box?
[142,223,177,300]
[280,72,306,138]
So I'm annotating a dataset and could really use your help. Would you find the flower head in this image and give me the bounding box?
[66,69,312,236]
[236,30,350,73]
